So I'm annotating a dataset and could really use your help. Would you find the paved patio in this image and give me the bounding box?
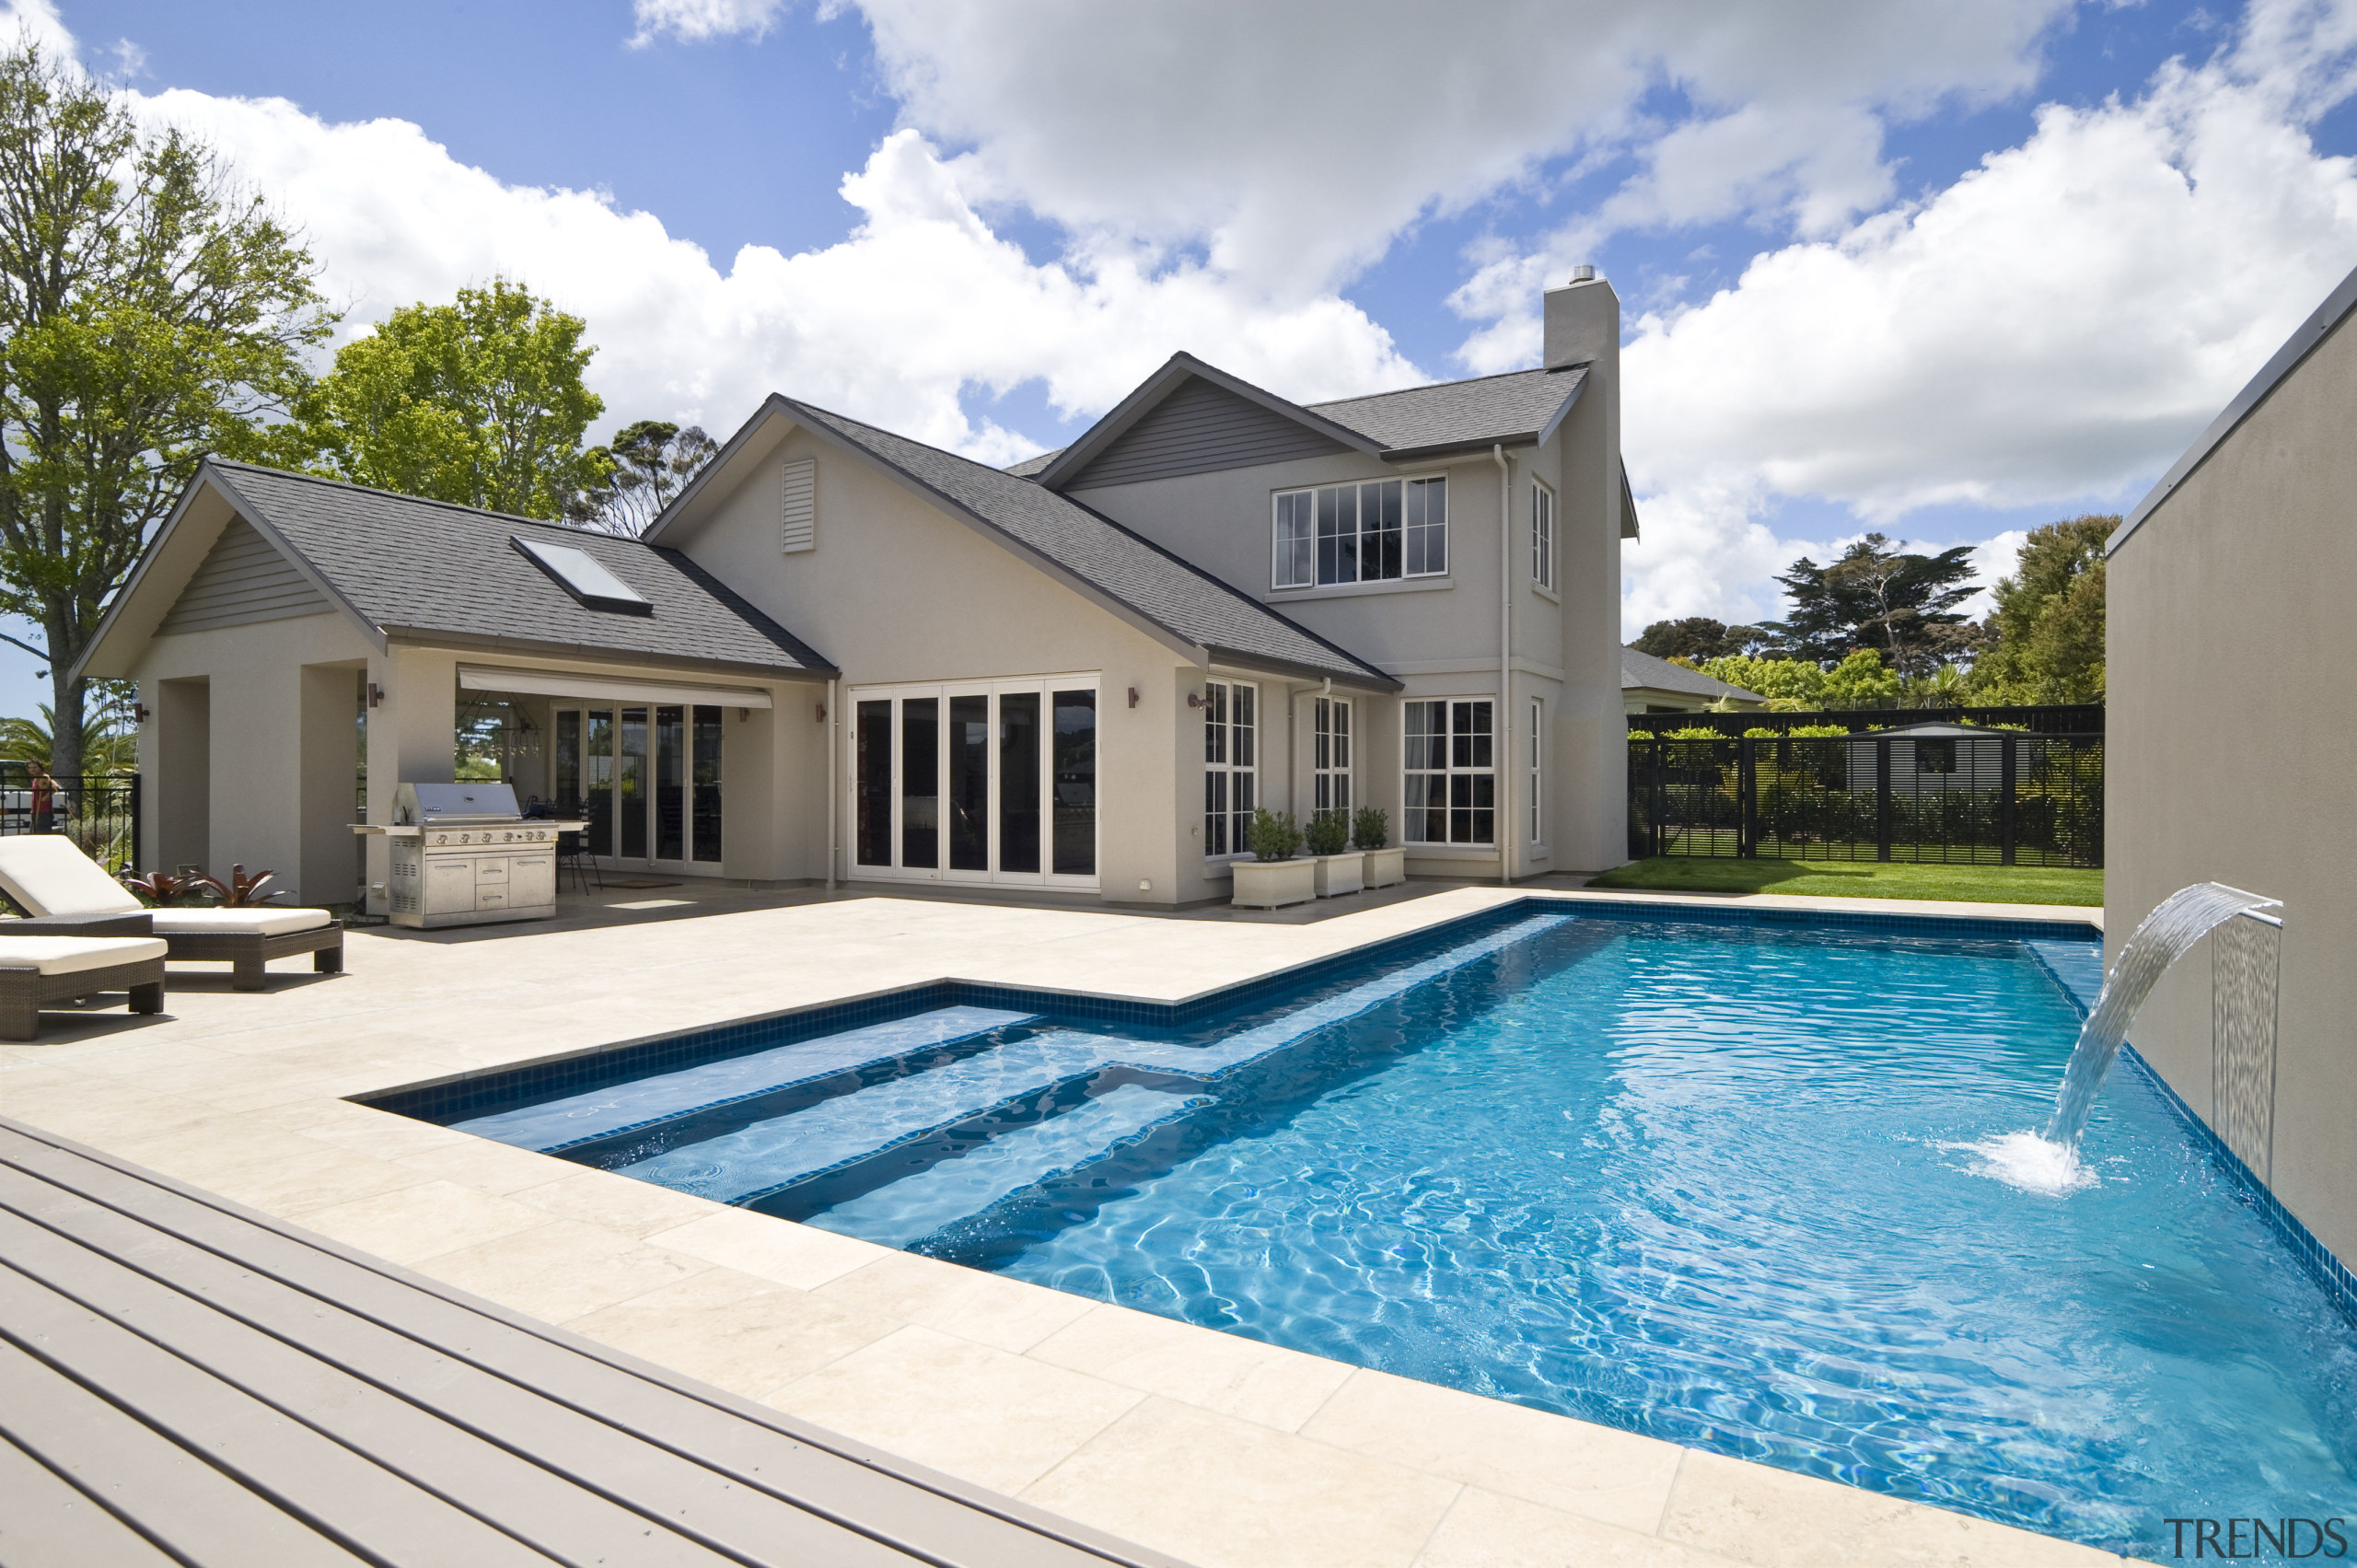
[0,880,2134,1568]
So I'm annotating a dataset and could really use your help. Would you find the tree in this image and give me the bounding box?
[1759,533,1980,676]
[0,42,332,780]
[570,419,718,536]
[1969,516,2112,704]
[303,278,606,519]
[1817,648,1903,707]
[1631,616,1766,662]
[1698,654,1825,705]
[0,696,134,773]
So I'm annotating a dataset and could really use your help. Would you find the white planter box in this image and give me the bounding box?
[1361,847,1407,888]
[1232,858,1316,909]
[1313,853,1364,898]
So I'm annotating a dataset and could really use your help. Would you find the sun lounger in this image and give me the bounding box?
[0,935,166,1040]
[0,839,342,992]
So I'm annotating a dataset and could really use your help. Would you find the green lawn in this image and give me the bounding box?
[1586,856,2103,906]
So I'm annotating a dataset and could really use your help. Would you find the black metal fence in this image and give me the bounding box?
[1628,733,2103,867]
[0,768,142,872]
[1628,703,2104,738]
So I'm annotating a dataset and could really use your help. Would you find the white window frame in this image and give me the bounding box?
[844,674,1100,890]
[1271,475,1447,590]
[1202,678,1258,859]
[1527,695,1544,845]
[1531,478,1555,591]
[1314,696,1353,822]
[1402,698,1495,847]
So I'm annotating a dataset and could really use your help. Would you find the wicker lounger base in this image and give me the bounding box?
[0,957,166,1041]
[163,923,344,992]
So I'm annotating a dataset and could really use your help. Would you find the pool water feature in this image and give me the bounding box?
[424,908,2357,1557]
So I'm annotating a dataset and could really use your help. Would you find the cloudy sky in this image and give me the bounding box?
[6,0,2357,722]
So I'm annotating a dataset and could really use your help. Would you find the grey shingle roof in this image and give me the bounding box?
[1620,646,1764,703]
[206,460,833,677]
[1307,366,1586,454]
[782,402,1397,688]
[1002,447,1063,478]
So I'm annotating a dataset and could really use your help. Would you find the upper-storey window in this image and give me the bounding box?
[1273,477,1446,589]
[1531,479,1555,590]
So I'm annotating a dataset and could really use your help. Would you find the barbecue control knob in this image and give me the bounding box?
[434,833,447,844]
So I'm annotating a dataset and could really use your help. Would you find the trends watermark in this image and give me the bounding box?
[2164,1518,2350,1559]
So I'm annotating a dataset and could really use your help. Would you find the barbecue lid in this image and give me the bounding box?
[393,782,523,826]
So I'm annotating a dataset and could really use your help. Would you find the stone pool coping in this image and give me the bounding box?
[0,886,2142,1568]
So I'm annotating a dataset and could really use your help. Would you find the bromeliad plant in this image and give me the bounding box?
[119,870,206,907]
[195,865,287,908]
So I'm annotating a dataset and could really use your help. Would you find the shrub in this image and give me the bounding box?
[1305,811,1351,855]
[1352,805,1389,850]
[1247,807,1303,861]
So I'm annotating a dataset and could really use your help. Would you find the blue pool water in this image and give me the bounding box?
[430,910,2357,1555]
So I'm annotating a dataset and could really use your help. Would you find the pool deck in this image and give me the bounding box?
[0,881,2136,1568]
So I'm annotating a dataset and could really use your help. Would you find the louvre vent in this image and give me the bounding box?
[781,458,816,553]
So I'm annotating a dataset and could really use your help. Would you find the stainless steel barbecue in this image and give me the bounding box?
[355,783,580,929]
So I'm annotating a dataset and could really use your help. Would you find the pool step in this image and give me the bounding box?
[805,1084,1208,1248]
[615,1034,1117,1204]
[451,1005,1036,1153]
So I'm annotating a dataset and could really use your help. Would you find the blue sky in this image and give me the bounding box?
[7,0,2357,727]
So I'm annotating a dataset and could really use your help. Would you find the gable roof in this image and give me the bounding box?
[76,460,834,683]
[2111,254,2357,555]
[687,397,1396,689]
[1032,354,1591,494]
[1620,647,1764,703]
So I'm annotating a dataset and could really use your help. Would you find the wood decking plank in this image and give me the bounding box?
[0,1123,1166,1568]
[0,1337,366,1568]
[0,1432,181,1568]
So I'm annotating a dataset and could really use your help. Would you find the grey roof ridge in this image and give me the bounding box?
[1032,351,1386,491]
[1301,361,1578,412]
[203,456,624,541]
[778,393,1399,690]
[2111,254,2357,555]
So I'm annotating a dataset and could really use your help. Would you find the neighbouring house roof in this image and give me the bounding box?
[655,395,1401,691]
[1620,647,1765,703]
[2113,255,2357,555]
[1002,447,1064,478]
[75,460,835,683]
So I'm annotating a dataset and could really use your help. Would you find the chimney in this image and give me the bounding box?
[1543,266,1617,370]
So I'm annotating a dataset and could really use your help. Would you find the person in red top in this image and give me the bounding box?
[26,761,55,834]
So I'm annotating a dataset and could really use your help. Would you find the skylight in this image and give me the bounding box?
[511,536,652,615]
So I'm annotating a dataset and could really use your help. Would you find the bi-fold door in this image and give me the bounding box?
[552,703,723,870]
[851,679,1097,889]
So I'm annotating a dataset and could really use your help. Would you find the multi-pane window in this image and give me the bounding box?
[1404,700,1494,845]
[1314,697,1353,820]
[1203,679,1257,855]
[1527,696,1544,844]
[1531,480,1555,590]
[1273,477,1446,588]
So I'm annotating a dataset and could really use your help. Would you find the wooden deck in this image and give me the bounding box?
[0,1114,1185,1568]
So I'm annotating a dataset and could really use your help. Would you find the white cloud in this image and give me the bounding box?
[128,89,1421,460]
[1608,0,2357,635]
[630,0,786,47]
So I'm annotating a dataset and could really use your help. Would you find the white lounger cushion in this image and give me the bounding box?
[148,908,333,937]
[0,837,145,918]
[0,936,167,975]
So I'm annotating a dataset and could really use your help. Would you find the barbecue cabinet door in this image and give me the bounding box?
[507,853,555,908]
[424,857,479,915]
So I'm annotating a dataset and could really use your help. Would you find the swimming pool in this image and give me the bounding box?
[397,905,2357,1557]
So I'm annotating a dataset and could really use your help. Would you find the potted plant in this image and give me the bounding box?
[1231,807,1314,908]
[1354,807,1405,888]
[1306,810,1362,897]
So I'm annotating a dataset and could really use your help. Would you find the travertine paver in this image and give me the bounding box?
[0,884,2134,1568]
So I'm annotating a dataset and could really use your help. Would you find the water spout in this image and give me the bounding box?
[2043,882,2282,1148]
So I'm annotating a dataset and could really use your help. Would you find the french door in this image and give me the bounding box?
[851,677,1097,889]
[552,703,723,868]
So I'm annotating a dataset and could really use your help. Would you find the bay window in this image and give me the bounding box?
[1404,699,1493,845]
[1532,479,1555,590]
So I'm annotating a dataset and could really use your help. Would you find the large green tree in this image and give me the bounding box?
[0,43,332,779]
[1759,533,1980,675]
[303,278,607,519]
[1630,616,1767,663]
[1970,515,2113,704]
